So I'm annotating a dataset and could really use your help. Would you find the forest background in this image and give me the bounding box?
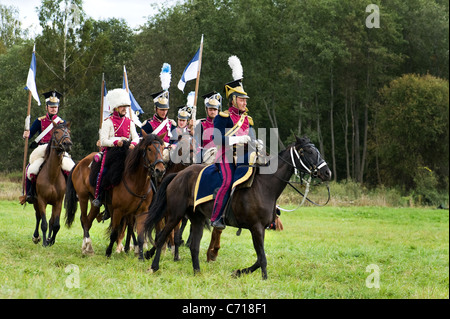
[0,0,448,206]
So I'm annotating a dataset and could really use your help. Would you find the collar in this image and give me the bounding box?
[229,106,242,116]
[46,113,58,121]
[153,113,166,122]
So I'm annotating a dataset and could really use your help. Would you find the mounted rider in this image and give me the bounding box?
[194,91,221,164]
[92,88,140,207]
[210,56,256,229]
[20,90,75,204]
[141,63,176,162]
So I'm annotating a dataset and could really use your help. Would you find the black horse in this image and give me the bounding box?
[143,136,332,279]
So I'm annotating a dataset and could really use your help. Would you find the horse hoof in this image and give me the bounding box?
[81,238,94,255]
[115,243,124,254]
[147,267,158,274]
[32,236,41,244]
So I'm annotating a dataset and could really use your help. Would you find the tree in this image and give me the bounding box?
[373,74,449,190]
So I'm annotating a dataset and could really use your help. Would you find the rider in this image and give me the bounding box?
[20,90,75,204]
[195,91,220,164]
[210,77,255,229]
[92,88,139,207]
[141,90,176,162]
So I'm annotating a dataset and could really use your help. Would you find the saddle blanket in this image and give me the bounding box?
[193,163,254,211]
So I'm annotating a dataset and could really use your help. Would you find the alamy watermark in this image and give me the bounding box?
[365,264,380,289]
[366,4,380,29]
[65,264,80,289]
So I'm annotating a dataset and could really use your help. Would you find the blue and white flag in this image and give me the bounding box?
[177,35,203,92]
[25,45,41,106]
[102,84,110,122]
[123,66,144,114]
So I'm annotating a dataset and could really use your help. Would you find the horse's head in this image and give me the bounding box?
[170,133,196,165]
[141,130,166,179]
[51,121,72,153]
[293,135,332,181]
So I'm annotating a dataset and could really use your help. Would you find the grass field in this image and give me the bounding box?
[0,200,448,299]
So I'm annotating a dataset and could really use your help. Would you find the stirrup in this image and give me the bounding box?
[92,198,102,207]
[211,217,226,230]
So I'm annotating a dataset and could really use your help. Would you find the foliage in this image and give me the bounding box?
[0,0,448,198]
[373,74,449,190]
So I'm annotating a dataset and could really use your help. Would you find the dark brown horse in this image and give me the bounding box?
[65,132,166,256]
[32,121,73,246]
[144,136,332,279]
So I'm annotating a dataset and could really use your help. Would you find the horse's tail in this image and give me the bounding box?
[64,163,78,228]
[144,173,177,240]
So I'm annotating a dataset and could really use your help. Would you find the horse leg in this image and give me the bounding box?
[207,228,223,262]
[80,198,97,255]
[135,214,146,261]
[123,217,134,253]
[150,216,183,273]
[188,212,206,274]
[39,203,49,247]
[32,205,41,244]
[233,225,268,280]
[173,221,182,261]
[115,220,127,253]
[47,204,62,246]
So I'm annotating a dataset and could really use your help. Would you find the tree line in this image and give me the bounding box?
[0,0,448,199]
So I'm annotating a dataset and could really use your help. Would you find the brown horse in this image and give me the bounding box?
[31,121,73,247]
[65,132,166,256]
[144,136,332,279]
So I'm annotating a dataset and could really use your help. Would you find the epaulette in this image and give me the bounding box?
[219,110,230,117]
[38,115,46,121]
[247,115,254,126]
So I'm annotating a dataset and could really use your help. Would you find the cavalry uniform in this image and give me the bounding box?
[93,88,139,207]
[211,73,255,229]
[195,91,221,164]
[142,64,176,162]
[21,90,75,204]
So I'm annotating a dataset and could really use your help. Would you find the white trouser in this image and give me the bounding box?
[27,144,75,179]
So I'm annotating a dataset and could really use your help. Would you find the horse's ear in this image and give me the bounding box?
[142,129,148,138]
[160,131,167,140]
[66,121,71,129]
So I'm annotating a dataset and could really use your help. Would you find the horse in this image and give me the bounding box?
[31,121,73,247]
[65,132,166,256]
[143,136,332,279]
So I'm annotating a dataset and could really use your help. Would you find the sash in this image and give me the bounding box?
[152,118,171,136]
[225,114,246,137]
[34,116,62,143]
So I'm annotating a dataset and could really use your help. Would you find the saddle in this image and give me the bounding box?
[89,143,129,190]
[193,163,256,228]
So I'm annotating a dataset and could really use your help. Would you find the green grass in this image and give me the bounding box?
[0,201,448,299]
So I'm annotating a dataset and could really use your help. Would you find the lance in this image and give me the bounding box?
[100,73,105,130]
[192,34,204,124]
[123,65,132,119]
[21,91,32,196]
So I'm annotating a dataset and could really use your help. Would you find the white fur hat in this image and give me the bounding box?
[106,88,131,110]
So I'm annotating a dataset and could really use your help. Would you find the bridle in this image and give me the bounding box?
[276,143,330,211]
[143,139,165,177]
[51,125,71,154]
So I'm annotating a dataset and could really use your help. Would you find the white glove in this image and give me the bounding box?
[228,135,251,146]
[255,139,264,151]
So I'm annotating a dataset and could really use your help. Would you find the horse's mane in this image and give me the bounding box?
[124,133,163,175]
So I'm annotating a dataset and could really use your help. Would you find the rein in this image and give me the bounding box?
[275,144,330,211]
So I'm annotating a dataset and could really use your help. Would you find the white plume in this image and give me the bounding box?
[160,63,171,90]
[186,91,195,107]
[228,55,243,80]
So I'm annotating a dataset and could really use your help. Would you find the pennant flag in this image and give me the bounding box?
[123,66,144,114]
[25,45,41,105]
[177,36,203,92]
[102,84,110,122]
